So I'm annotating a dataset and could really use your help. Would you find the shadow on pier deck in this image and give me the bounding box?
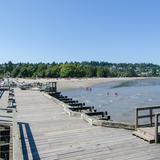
[19,122,40,160]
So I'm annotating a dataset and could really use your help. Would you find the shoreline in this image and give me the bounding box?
[15,77,148,91]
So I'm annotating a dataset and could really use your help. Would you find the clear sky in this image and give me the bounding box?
[0,0,160,64]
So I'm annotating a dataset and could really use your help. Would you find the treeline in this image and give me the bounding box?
[0,61,160,78]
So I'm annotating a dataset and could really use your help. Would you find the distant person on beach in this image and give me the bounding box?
[86,87,92,92]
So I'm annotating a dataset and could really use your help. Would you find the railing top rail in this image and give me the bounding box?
[155,112,160,116]
[12,108,19,160]
[137,105,160,111]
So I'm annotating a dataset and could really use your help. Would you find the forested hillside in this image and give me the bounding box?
[0,61,160,78]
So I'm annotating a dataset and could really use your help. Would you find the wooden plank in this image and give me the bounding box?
[12,89,160,160]
[137,106,160,111]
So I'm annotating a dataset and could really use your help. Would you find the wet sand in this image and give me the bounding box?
[15,77,145,91]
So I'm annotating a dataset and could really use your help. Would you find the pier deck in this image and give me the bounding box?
[13,89,160,159]
[133,127,160,143]
[0,91,8,108]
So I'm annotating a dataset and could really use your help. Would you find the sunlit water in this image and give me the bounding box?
[62,78,160,123]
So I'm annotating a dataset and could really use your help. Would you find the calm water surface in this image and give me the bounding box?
[62,78,160,123]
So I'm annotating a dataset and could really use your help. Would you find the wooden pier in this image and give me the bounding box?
[0,88,21,160]
[6,89,159,159]
[133,106,160,143]
[0,84,160,159]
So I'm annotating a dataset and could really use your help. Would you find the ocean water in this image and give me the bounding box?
[62,78,160,123]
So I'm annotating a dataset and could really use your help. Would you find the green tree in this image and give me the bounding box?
[84,66,97,77]
[97,67,110,77]
[11,67,20,77]
[35,63,47,78]
[18,67,29,77]
[60,64,76,77]
[74,65,85,77]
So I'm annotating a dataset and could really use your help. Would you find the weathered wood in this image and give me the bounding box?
[138,114,155,119]
[12,89,160,159]
[137,106,160,111]
[58,97,72,101]
[134,106,160,143]
[49,92,61,97]
[69,103,85,107]
[63,100,78,104]
[69,106,94,112]
[155,114,158,143]
[135,108,138,129]
[86,111,107,117]
[154,113,160,143]
[150,109,153,127]
[0,87,21,160]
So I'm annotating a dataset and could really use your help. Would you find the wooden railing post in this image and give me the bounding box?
[150,109,153,127]
[135,108,138,129]
[155,114,158,143]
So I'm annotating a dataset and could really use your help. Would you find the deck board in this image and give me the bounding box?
[138,127,160,136]
[12,89,160,160]
[0,90,8,108]
[133,127,160,143]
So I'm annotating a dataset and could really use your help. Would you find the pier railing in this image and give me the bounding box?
[135,106,160,143]
[155,112,160,143]
[0,86,22,159]
[8,88,22,160]
[11,108,22,160]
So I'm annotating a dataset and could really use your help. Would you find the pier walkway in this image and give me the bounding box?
[14,89,160,160]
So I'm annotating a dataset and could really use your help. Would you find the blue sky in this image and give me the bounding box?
[0,0,160,64]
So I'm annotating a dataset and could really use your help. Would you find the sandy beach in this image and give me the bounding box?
[15,77,146,91]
